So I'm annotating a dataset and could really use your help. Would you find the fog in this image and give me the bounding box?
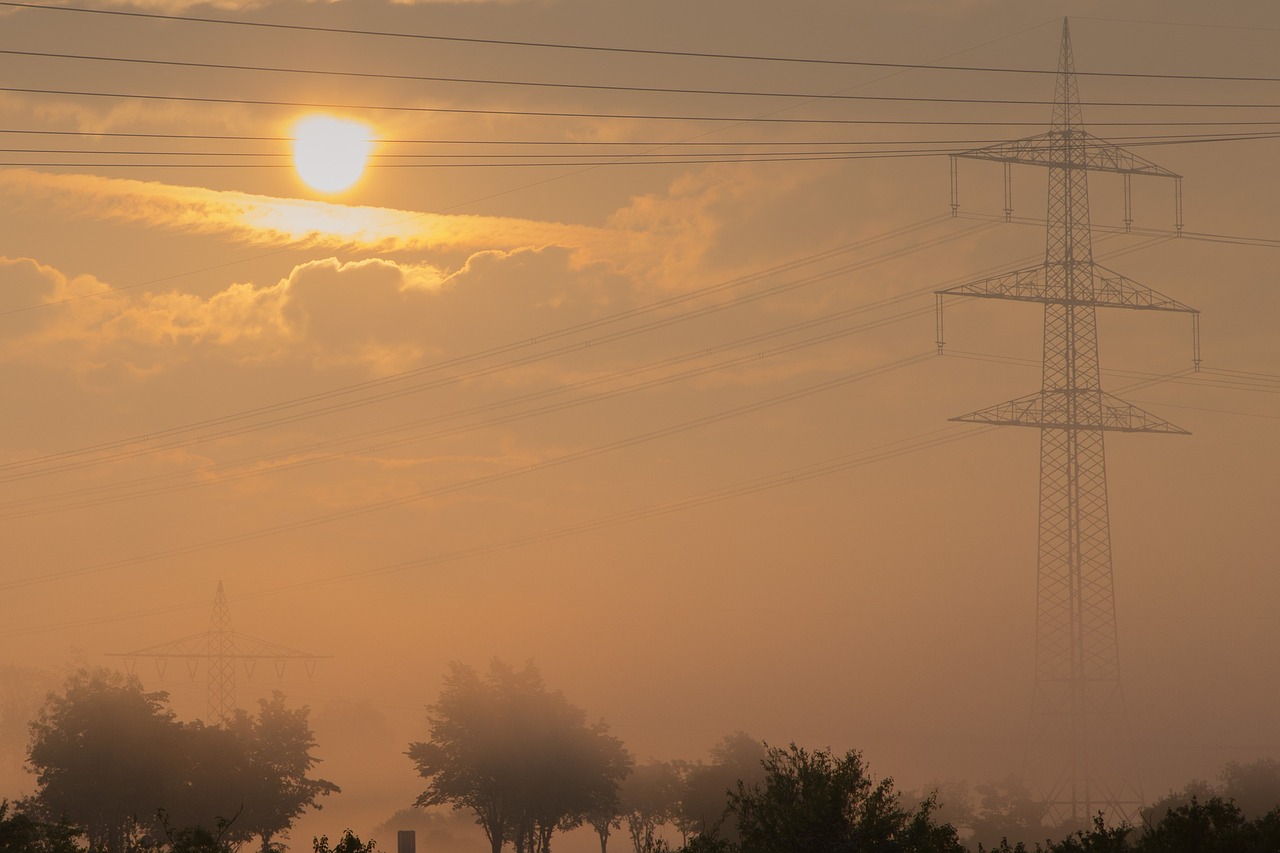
[2,0,1279,850]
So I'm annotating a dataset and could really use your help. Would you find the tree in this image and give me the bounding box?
[908,779,974,843]
[27,668,337,853]
[0,798,78,853]
[1034,814,1130,853]
[680,734,767,843]
[26,668,184,853]
[228,692,340,852]
[980,795,1280,853]
[1139,779,1217,829]
[586,799,624,853]
[1133,796,1250,853]
[969,776,1047,851]
[0,799,41,853]
[158,810,239,853]
[621,760,683,853]
[710,744,964,853]
[408,659,632,853]
[313,830,378,853]
[1219,758,1280,819]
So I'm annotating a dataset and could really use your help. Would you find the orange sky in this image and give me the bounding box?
[2,1,1279,849]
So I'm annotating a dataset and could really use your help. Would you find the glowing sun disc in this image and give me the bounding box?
[291,115,373,193]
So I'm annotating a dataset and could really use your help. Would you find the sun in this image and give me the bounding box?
[291,115,374,194]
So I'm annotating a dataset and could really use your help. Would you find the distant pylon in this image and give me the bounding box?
[937,20,1199,825]
[109,581,328,725]
[208,582,236,724]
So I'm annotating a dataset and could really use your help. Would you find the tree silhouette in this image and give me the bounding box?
[26,668,336,853]
[228,692,340,852]
[1219,758,1280,820]
[980,795,1280,852]
[408,659,631,853]
[0,798,78,853]
[714,744,964,853]
[313,829,378,853]
[621,760,682,853]
[969,776,1046,851]
[680,734,767,843]
[27,668,182,853]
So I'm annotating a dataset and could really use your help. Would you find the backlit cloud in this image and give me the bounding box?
[0,170,629,259]
[0,245,636,378]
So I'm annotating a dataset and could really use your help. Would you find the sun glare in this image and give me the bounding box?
[291,115,374,194]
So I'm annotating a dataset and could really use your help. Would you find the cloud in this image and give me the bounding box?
[0,151,853,386]
[0,170,628,259]
[0,156,838,295]
[0,245,637,379]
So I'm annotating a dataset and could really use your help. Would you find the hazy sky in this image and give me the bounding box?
[2,0,1279,848]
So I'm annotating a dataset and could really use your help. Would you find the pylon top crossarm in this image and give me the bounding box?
[107,631,214,658]
[229,631,332,661]
[108,632,328,661]
[953,132,1180,179]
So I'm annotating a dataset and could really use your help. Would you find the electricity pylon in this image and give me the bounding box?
[109,581,327,725]
[937,20,1199,825]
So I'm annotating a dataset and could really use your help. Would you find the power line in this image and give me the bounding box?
[0,420,991,638]
[5,3,1280,82]
[3,130,1275,171]
[0,304,938,520]
[13,121,1280,145]
[2,147,1275,171]
[7,130,1280,157]
[7,232,1190,522]
[13,48,1280,105]
[0,153,951,168]
[944,351,1280,395]
[0,363,1202,638]
[957,210,1280,249]
[8,84,1280,117]
[1076,15,1280,34]
[0,352,935,594]
[7,224,1041,509]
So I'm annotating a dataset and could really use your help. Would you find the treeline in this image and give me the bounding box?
[5,661,1280,853]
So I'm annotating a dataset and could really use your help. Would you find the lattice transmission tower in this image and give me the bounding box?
[109,581,327,725]
[937,20,1199,825]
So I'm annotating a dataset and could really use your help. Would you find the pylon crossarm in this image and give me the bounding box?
[937,265,1044,300]
[951,390,1190,434]
[956,131,1180,178]
[939,264,1197,314]
[108,631,213,658]
[1092,266,1198,313]
[232,632,332,660]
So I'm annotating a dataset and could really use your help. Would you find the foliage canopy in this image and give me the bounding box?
[25,668,336,853]
[408,659,632,853]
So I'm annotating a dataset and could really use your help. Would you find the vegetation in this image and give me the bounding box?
[10,662,1280,853]
[24,668,336,853]
[675,744,964,853]
[312,830,377,853]
[679,733,768,843]
[407,659,632,853]
[0,798,78,853]
[621,760,683,853]
[979,797,1280,852]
